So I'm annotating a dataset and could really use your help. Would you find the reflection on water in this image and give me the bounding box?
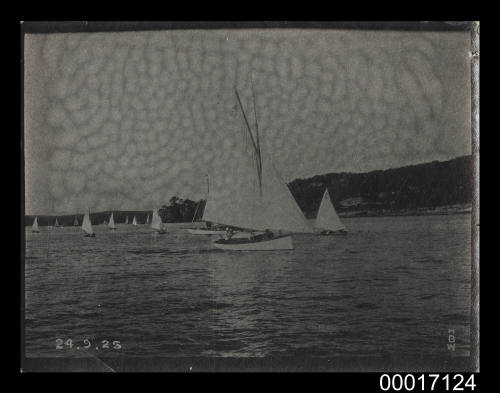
[25,215,472,359]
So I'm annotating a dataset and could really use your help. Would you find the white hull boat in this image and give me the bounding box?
[201,87,313,251]
[212,235,293,251]
[231,231,265,239]
[187,228,226,235]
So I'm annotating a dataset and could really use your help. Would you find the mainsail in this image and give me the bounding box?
[73,216,79,226]
[151,208,163,231]
[145,215,149,225]
[54,218,60,227]
[108,212,116,230]
[315,189,346,232]
[82,210,94,235]
[132,216,137,226]
[124,216,129,224]
[202,89,313,234]
[31,216,39,232]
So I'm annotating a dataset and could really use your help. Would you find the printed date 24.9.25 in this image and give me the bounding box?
[55,338,121,350]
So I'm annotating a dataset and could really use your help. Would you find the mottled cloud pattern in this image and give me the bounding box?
[24,30,471,214]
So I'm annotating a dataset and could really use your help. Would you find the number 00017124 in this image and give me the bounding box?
[379,374,476,391]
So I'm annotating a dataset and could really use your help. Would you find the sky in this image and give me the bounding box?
[24,29,472,215]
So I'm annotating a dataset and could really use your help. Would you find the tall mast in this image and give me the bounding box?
[251,74,261,157]
[251,75,263,190]
[234,87,263,195]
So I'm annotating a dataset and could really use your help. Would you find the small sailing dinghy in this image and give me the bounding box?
[132,216,137,226]
[151,208,166,234]
[124,216,129,225]
[73,216,79,226]
[145,215,150,225]
[82,209,95,237]
[314,189,347,235]
[54,218,60,227]
[31,216,40,233]
[108,212,116,231]
[211,88,313,251]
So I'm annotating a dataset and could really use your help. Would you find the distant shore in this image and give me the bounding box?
[336,204,472,219]
[25,204,472,226]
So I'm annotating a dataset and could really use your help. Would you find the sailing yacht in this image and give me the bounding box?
[31,216,40,233]
[151,208,166,234]
[108,212,116,231]
[314,189,347,235]
[73,216,79,226]
[124,216,129,225]
[187,174,229,236]
[132,216,137,226]
[54,218,60,227]
[145,215,150,225]
[82,209,95,237]
[211,88,313,251]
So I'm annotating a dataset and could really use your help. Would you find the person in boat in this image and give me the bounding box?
[224,227,234,240]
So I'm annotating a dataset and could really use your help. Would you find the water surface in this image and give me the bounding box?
[24,214,472,360]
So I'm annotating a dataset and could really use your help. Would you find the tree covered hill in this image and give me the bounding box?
[25,155,473,226]
[288,155,473,218]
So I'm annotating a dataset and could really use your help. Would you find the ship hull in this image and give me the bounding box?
[212,235,293,251]
[187,229,226,235]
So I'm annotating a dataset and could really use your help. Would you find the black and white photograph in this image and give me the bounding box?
[21,21,479,373]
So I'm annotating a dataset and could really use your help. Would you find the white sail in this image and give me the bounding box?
[124,216,129,224]
[202,88,313,237]
[151,209,163,231]
[145,215,149,225]
[203,143,313,233]
[31,216,39,232]
[54,218,59,227]
[132,216,137,226]
[82,211,94,235]
[108,212,116,229]
[315,189,346,232]
[73,216,79,226]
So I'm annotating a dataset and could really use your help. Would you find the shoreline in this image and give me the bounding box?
[25,208,472,227]
[336,206,472,219]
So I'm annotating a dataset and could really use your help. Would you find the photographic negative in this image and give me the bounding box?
[21,21,479,372]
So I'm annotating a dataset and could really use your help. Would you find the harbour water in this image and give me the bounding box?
[24,214,472,361]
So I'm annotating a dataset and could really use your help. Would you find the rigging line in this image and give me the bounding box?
[192,202,200,223]
[234,88,259,157]
[250,74,263,183]
[234,87,263,194]
[250,74,261,153]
